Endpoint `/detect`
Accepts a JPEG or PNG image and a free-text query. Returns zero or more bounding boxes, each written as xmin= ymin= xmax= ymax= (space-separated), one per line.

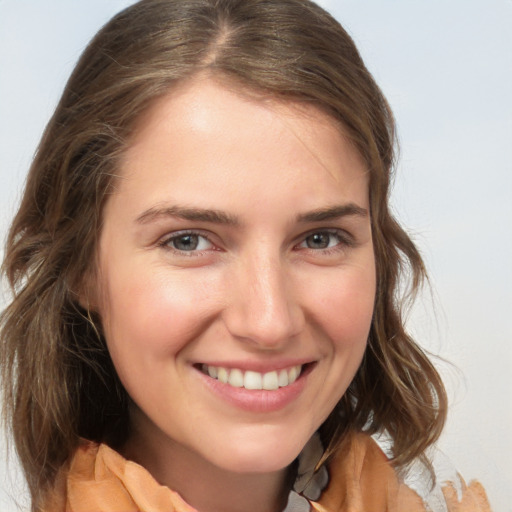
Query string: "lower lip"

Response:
xmin=195 ymin=367 xmax=310 ymax=413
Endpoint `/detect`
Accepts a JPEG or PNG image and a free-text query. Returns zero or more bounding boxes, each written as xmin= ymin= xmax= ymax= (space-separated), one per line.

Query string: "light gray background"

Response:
xmin=1 ymin=1 xmax=511 ymax=511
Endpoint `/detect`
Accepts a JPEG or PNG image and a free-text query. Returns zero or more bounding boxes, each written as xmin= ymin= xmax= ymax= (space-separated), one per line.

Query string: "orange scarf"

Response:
xmin=44 ymin=433 xmax=490 ymax=512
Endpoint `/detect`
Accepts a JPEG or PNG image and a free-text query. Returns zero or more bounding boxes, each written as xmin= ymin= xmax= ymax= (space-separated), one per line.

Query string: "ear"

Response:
xmin=75 ymin=267 xmax=101 ymax=313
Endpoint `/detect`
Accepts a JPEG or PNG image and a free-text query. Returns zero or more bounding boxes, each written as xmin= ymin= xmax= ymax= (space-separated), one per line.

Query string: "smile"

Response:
xmin=201 ymin=364 xmax=303 ymax=391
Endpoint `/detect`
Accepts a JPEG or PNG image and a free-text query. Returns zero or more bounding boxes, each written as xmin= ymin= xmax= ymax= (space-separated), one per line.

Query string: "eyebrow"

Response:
xmin=136 ymin=205 xmax=240 ymax=226
xmin=135 ymin=203 xmax=368 ymax=226
xmin=296 ymin=204 xmax=368 ymax=223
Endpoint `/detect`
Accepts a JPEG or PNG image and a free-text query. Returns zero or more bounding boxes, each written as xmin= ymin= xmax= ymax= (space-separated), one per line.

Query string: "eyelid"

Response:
xmin=156 ymin=227 xmax=356 ymax=256
xmin=294 ymin=228 xmax=356 ymax=251
xmin=158 ymin=229 xmax=218 ymax=254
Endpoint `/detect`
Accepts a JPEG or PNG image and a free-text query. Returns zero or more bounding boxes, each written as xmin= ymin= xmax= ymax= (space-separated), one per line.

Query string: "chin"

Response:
xmin=206 ymin=429 xmax=310 ymax=474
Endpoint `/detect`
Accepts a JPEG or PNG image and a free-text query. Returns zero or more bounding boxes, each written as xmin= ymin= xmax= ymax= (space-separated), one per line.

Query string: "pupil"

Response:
xmin=308 ymin=232 xmax=329 ymax=249
xmin=174 ymin=235 xmax=198 ymax=251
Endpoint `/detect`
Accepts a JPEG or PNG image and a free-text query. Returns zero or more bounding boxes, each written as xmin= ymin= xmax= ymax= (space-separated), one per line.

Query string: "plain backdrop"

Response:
xmin=1 ymin=1 xmax=511 ymax=511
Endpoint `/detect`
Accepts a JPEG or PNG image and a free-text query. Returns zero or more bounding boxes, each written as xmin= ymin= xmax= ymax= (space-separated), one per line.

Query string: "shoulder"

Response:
xmin=315 ymin=432 xmax=491 ymax=512
xmin=40 ymin=440 xmax=195 ymax=512
xmin=373 ymin=431 xmax=491 ymax=512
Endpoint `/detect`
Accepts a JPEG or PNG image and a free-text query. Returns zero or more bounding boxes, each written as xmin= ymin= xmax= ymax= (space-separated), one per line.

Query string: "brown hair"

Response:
xmin=1 ymin=0 xmax=446 ymax=508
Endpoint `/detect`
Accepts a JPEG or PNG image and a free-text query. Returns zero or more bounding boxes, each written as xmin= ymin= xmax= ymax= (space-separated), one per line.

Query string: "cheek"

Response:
xmin=296 ymin=263 xmax=375 ymax=426
xmin=99 ymin=266 xmax=216 ymax=364
xmin=311 ymin=265 xmax=376 ymax=353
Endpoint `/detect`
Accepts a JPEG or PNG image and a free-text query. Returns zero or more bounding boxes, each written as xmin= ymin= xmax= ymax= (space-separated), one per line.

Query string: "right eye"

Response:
xmin=300 ymin=231 xmax=341 ymax=250
xmin=161 ymin=232 xmax=214 ymax=253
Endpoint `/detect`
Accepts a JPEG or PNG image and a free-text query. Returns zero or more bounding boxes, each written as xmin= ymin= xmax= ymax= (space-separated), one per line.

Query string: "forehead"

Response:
xmin=109 ymin=78 xmax=369 ymax=218
xmin=129 ymin=78 xmax=365 ymax=167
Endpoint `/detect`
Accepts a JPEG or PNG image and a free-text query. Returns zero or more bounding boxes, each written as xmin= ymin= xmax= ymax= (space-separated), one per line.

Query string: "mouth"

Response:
xmin=199 ymin=363 xmax=309 ymax=391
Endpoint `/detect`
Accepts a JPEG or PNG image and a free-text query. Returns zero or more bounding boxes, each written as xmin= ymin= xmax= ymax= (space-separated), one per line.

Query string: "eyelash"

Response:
xmin=158 ymin=230 xmax=215 ymax=256
xmin=294 ymin=229 xmax=354 ymax=255
xmin=158 ymin=228 xmax=354 ymax=257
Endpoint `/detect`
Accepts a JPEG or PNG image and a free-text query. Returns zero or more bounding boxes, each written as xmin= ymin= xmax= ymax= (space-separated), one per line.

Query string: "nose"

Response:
xmin=223 ymin=252 xmax=305 ymax=349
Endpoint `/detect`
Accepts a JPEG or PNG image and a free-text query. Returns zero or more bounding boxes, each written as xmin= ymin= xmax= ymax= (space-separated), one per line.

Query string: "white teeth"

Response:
xmin=278 ymin=369 xmax=289 ymax=387
xmin=288 ymin=365 xmax=299 ymax=384
xmin=202 ymin=364 xmax=303 ymax=390
xmin=262 ymin=371 xmax=279 ymax=391
xmin=228 ymin=368 xmax=244 ymax=388
xmin=217 ymin=367 xmax=229 ymax=384
xmin=244 ymin=371 xmax=262 ymax=390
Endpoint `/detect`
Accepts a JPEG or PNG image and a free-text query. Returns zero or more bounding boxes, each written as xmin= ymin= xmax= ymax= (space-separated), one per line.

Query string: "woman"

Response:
xmin=0 ymin=1 xmax=491 ymax=511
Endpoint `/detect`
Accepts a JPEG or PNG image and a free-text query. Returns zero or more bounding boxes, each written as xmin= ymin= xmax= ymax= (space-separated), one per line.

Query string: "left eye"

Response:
xmin=299 ymin=231 xmax=343 ymax=250
xmin=165 ymin=233 xmax=213 ymax=252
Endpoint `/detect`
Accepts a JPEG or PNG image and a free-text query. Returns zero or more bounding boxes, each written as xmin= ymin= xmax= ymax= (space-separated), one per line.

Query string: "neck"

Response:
xmin=122 ymin=418 xmax=292 ymax=512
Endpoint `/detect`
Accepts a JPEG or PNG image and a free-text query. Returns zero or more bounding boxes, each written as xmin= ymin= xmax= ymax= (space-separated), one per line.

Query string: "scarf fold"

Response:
xmin=44 ymin=432 xmax=491 ymax=512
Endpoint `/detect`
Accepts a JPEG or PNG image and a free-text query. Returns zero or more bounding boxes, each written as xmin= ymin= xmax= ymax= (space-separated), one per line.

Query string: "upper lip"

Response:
xmin=194 ymin=358 xmax=315 ymax=373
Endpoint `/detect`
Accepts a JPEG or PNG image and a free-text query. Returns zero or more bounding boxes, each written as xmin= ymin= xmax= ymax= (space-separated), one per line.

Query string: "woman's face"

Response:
xmin=95 ymin=78 xmax=376 ymax=475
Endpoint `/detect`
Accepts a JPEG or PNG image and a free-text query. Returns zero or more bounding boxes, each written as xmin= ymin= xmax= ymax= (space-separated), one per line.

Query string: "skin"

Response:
xmin=93 ymin=77 xmax=376 ymax=512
